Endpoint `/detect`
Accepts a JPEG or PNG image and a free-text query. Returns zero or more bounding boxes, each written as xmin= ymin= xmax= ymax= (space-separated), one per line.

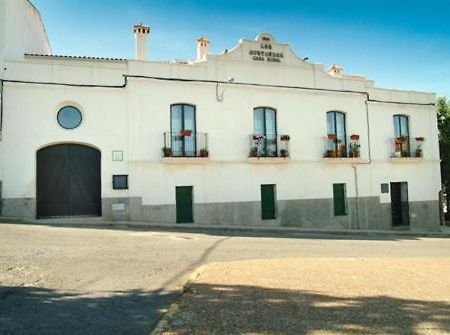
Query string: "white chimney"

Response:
xmin=328 ymin=64 xmax=343 ymax=76
xmin=133 ymin=24 xmax=150 ymax=61
xmin=197 ymin=37 xmax=209 ymax=61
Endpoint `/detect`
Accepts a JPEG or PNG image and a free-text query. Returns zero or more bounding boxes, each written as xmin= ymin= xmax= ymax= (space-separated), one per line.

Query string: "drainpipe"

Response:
xmin=352 ymin=164 xmax=359 ymax=229
xmin=0 ymin=79 xmax=3 ymax=140
xmin=353 ymin=96 xmax=373 ymax=230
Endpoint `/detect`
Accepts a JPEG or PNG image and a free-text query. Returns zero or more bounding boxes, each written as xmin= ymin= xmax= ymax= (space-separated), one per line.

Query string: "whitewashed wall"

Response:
xmin=0 ymin=3 xmax=441 ymax=218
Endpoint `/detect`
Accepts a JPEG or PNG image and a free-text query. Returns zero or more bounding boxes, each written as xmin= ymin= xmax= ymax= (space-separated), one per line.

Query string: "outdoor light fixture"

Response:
xmin=216 ymin=77 xmax=235 ymax=102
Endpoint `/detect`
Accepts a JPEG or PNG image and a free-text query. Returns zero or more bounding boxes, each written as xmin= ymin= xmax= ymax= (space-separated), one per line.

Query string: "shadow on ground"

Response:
xmin=163 ymin=283 xmax=450 ymax=335
xmin=0 ymin=286 xmax=177 ymax=335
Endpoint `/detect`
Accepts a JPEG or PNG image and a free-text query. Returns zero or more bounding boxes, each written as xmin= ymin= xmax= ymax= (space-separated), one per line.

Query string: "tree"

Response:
xmin=437 ymin=96 xmax=450 ymax=219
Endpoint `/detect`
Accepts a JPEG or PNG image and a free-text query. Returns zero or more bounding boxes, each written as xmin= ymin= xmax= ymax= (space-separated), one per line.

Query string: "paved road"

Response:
xmin=1 ymin=223 xmax=449 ymax=334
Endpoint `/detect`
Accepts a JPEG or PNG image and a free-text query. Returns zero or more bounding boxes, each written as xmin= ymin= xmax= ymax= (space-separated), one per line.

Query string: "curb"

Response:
xmin=150 ymin=265 xmax=206 ymax=335
xmin=1 ymin=217 xmax=449 ymax=238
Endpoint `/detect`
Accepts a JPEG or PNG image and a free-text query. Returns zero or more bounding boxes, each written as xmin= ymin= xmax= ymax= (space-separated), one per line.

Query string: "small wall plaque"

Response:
xmin=112 ymin=150 xmax=123 ymax=161
xmin=112 ymin=203 xmax=125 ymax=211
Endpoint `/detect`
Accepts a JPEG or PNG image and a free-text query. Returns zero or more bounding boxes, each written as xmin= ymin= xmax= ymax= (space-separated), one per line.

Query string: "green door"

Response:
xmin=176 ymin=186 xmax=193 ymax=223
xmin=261 ymin=184 xmax=276 ymax=220
xmin=333 ymin=183 xmax=347 ymax=216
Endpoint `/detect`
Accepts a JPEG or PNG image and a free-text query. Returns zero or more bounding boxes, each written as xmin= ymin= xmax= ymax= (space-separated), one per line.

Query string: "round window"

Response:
xmin=57 ymin=106 xmax=82 ymax=129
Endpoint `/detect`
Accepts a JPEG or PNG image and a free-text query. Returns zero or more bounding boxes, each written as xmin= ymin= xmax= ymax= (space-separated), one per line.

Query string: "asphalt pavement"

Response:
xmin=1 ymin=223 xmax=450 ymax=334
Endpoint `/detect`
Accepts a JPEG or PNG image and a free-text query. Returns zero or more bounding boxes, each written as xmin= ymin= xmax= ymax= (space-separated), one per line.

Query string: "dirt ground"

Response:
xmin=161 ymin=258 xmax=450 ymax=335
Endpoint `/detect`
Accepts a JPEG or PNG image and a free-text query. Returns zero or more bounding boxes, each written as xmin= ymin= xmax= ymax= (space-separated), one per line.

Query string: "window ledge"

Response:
xmin=248 ymin=157 xmax=290 ymax=164
xmin=389 ymin=157 xmax=423 ymax=163
xmin=161 ymin=157 xmax=210 ymax=164
xmin=323 ymin=158 xmax=370 ymax=164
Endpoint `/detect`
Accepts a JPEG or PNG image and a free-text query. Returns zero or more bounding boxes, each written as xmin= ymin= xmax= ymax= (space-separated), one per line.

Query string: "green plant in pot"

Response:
xmin=349 ymin=141 xmax=361 ymax=158
xmin=200 ymin=148 xmax=209 ymax=157
xmin=162 ymin=147 xmax=172 ymax=157
xmin=280 ymin=149 xmax=289 ymax=157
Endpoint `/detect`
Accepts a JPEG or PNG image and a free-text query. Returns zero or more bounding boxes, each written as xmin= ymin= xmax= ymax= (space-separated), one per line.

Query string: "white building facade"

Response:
xmin=0 ymin=0 xmax=442 ymax=231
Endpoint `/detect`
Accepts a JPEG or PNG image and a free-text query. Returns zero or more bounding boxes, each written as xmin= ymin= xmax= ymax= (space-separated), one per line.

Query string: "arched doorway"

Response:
xmin=36 ymin=144 xmax=101 ymax=218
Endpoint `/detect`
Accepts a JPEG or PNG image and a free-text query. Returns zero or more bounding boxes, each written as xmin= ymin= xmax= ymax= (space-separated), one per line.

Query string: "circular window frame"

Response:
xmin=57 ymin=105 xmax=83 ymax=130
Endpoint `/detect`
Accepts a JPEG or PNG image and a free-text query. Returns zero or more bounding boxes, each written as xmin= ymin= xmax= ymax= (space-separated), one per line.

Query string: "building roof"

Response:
xmin=25 ymin=53 xmax=127 ymax=62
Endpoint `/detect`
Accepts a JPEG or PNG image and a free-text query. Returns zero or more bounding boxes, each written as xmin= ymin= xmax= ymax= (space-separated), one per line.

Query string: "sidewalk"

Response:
xmin=155 ymin=258 xmax=450 ymax=335
xmin=1 ymin=216 xmax=450 ymax=238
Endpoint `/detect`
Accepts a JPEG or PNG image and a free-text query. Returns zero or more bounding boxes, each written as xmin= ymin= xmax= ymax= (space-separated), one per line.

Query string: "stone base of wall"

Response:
xmin=2 ymin=198 xmax=36 ymax=218
xmin=101 ymin=196 xmax=441 ymax=232
xmin=1 ymin=196 xmax=442 ymax=232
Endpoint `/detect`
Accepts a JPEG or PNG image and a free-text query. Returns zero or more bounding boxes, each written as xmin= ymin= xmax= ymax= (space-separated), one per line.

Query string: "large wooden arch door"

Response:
xmin=36 ymin=144 xmax=101 ymax=218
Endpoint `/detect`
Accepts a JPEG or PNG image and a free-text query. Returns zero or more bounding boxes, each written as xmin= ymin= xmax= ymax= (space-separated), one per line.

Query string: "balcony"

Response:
xmin=323 ymin=134 xmax=361 ymax=159
xmin=248 ymin=134 xmax=290 ymax=163
xmin=390 ymin=136 xmax=424 ymax=161
xmin=162 ymin=131 xmax=209 ymax=163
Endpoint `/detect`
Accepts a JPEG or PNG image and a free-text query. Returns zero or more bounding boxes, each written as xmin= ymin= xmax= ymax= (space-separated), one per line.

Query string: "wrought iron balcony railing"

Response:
xmin=391 ymin=136 xmax=424 ymax=158
xmin=249 ymin=134 xmax=290 ymax=158
xmin=162 ymin=132 xmax=209 ymax=158
xmin=323 ymin=135 xmax=361 ymax=158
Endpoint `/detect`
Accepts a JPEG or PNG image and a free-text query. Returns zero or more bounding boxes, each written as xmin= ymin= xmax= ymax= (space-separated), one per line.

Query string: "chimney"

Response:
xmin=197 ymin=37 xmax=209 ymax=61
xmin=133 ymin=24 xmax=150 ymax=61
xmin=328 ymin=64 xmax=343 ymax=76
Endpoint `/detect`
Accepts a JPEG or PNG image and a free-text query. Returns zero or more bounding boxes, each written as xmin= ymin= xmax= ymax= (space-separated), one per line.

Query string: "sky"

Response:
xmin=32 ymin=0 xmax=450 ymax=98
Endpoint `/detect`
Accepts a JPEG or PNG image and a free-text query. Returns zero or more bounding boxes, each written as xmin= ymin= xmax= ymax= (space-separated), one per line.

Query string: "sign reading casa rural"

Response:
xmin=249 ymin=36 xmax=284 ymax=63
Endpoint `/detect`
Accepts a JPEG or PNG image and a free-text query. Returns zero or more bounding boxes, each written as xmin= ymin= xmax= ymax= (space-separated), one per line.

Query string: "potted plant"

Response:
xmin=200 ymin=148 xmax=209 ymax=157
xmin=338 ymin=143 xmax=347 ymax=157
xmin=324 ymin=150 xmax=336 ymax=158
xmin=253 ymin=134 xmax=265 ymax=142
xmin=395 ymin=136 xmax=408 ymax=144
xmin=162 ymin=147 xmax=172 ymax=157
xmin=349 ymin=142 xmax=361 ymax=158
xmin=415 ymin=137 xmax=424 ymax=157
xmin=327 ymin=133 xmax=338 ymax=141
xmin=250 ymin=147 xmax=258 ymax=157
xmin=280 ymin=135 xmax=290 ymax=141
xmin=180 ymin=129 xmax=192 ymax=137
xmin=280 ymin=149 xmax=289 ymax=157
xmin=350 ymin=134 xmax=360 ymax=140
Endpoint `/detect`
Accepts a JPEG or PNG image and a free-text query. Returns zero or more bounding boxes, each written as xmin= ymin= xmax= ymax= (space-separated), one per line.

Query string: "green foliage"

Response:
xmin=437 ymin=97 xmax=450 ymax=208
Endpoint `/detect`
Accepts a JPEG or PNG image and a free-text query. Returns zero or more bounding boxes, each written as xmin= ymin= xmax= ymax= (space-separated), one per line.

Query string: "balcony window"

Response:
xmin=253 ymin=107 xmax=277 ymax=157
xmin=393 ymin=115 xmax=410 ymax=157
xmin=170 ymin=104 xmax=196 ymax=157
xmin=163 ymin=132 xmax=208 ymax=158
xmin=325 ymin=111 xmax=347 ymax=158
xmin=164 ymin=104 xmax=209 ymax=158
xmin=391 ymin=136 xmax=424 ymax=158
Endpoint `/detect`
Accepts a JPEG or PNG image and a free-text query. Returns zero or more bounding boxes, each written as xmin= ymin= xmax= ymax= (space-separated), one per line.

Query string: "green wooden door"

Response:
xmin=333 ymin=183 xmax=347 ymax=216
xmin=176 ymin=186 xmax=193 ymax=223
xmin=261 ymin=184 xmax=276 ymax=220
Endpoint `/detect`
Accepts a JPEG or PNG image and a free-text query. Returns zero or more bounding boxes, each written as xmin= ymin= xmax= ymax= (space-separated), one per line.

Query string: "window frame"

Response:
xmin=393 ymin=114 xmax=410 ymax=156
xmin=112 ymin=175 xmax=129 ymax=190
xmin=170 ymin=104 xmax=197 ymax=157
xmin=57 ymin=105 xmax=83 ymax=130
xmin=326 ymin=111 xmax=347 ymax=157
xmin=253 ymin=107 xmax=278 ymax=157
